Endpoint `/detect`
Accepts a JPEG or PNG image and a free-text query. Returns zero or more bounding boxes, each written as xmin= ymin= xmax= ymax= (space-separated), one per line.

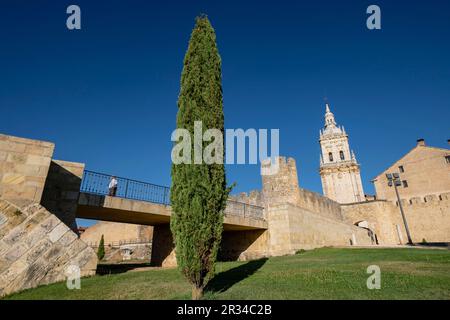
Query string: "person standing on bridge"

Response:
xmin=108 ymin=176 xmax=118 ymax=196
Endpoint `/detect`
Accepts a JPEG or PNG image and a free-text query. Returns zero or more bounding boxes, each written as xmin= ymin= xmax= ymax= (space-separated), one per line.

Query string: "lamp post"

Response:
xmin=386 ymin=173 xmax=413 ymax=245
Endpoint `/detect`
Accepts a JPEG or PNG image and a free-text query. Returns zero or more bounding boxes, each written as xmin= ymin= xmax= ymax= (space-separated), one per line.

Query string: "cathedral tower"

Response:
xmin=319 ymin=103 xmax=365 ymax=203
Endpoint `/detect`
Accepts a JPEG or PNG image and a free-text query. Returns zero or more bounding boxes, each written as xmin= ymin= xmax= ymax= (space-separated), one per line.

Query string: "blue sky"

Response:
xmin=1 ymin=1 xmax=449 ymax=226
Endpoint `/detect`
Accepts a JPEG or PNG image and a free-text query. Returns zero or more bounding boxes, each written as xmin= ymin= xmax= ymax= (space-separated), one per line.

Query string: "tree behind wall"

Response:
xmin=97 ymin=234 xmax=105 ymax=261
xmin=170 ymin=16 xmax=231 ymax=300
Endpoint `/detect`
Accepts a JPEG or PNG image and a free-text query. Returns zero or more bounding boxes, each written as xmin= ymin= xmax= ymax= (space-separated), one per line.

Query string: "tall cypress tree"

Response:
xmin=170 ymin=16 xmax=230 ymax=300
xmin=97 ymin=234 xmax=105 ymax=261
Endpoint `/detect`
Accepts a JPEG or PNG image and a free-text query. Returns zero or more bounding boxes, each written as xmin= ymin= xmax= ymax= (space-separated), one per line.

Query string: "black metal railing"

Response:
xmin=80 ymin=170 xmax=265 ymax=220
xmin=80 ymin=170 xmax=170 ymax=205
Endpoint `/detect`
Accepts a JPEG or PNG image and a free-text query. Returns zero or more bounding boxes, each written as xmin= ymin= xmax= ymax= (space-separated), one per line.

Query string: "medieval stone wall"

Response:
xmin=398 ymin=193 xmax=450 ymax=243
xmin=261 ymin=156 xmax=343 ymax=221
xmin=296 ymin=188 xmax=343 ymax=221
xmin=267 ymin=203 xmax=373 ymax=256
xmin=342 ymin=192 xmax=450 ymax=245
xmin=0 ymin=199 xmax=97 ymax=297
xmin=341 ymin=200 xmax=399 ymax=245
xmin=0 ymin=134 xmax=54 ymax=206
xmin=41 ymin=160 xmax=85 ymax=231
xmin=81 ymin=221 xmax=153 ymax=262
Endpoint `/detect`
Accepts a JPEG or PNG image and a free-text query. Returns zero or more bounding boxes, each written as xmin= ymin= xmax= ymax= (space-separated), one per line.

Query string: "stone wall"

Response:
xmin=267 ymin=203 xmax=373 ymax=256
xmin=296 ymin=188 xmax=343 ymax=221
xmin=220 ymin=230 xmax=268 ymax=261
xmin=341 ymin=200 xmax=399 ymax=245
xmin=81 ymin=221 xmax=153 ymax=246
xmin=0 ymin=134 xmax=54 ymax=206
xmin=41 ymin=160 xmax=85 ymax=231
xmin=261 ymin=157 xmax=344 ymax=221
xmin=0 ymin=199 xmax=97 ymax=297
xmin=150 ymin=224 xmax=176 ymax=267
xmin=229 ymin=190 xmax=264 ymax=207
xmin=262 ymin=157 xmax=300 ymax=205
xmin=81 ymin=221 xmax=153 ymax=262
xmin=398 ymin=193 xmax=450 ymax=243
xmin=342 ymin=192 xmax=450 ymax=245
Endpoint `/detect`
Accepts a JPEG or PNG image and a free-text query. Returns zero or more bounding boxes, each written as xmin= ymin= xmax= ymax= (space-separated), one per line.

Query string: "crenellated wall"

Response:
xmin=229 ymin=190 xmax=264 ymax=207
xmin=342 ymin=192 xmax=450 ymax=245
xmin=259 ymin=156 xmax=373 ymax=255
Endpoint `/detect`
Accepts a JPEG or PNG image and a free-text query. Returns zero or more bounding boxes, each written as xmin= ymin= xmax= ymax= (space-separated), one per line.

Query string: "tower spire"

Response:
xmin=324 ymin=102 xmax=336 ymax=128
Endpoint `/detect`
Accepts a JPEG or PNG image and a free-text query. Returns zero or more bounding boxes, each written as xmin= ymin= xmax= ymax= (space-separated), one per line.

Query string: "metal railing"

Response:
xmin=86 ymin=240 xmax=152 ymax=248
xmin=80 ymin=170 xmax=170 ymax=205
xmin=80 ymin=170 xmax=265 ymax=221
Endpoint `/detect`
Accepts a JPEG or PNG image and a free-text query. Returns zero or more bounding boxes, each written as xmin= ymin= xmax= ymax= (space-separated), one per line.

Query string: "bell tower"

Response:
xmin=319 ymin=103 xmax=365 ymax=203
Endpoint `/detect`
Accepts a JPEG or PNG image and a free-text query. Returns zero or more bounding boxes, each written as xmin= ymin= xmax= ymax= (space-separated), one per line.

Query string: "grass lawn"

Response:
xmin=4 ymin=247 xmax=450 ymax=300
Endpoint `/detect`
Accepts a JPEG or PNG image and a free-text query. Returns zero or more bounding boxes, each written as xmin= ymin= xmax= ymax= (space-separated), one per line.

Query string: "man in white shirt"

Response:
xmin=108 ymin=176 xmax=118 ymax=196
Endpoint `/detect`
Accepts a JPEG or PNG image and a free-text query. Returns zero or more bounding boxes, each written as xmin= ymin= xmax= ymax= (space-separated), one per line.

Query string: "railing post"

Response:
xmin=125 ymin=180 xmax=129 ymax=198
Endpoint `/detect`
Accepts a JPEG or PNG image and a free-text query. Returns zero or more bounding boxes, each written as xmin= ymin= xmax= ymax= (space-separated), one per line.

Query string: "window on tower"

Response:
xmin=340 ymin=151 xmax=345 ymax=160
xmin=329 ymin=152 xmax=333 ymax=162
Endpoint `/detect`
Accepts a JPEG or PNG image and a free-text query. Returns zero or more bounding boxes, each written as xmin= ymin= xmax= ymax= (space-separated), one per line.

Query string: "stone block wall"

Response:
xmin=342 ymin=192 xmax=450 ymax=245
xmin=150 ymin=224 xmax=176 ymax=267
xmin=267 ymin=203 xmax=373 ymax=256
xmin=220 ymin=230 xmax=268 ymax=261
xmin=262 ymin=156 xmax=344 ymax=221
xmin=0 ymin=134 xmax=54 ymax=206
xmin=229 ymin=190 xmax=264 ymax=207
xmin=397 ymin=192 xmax=450 ymax=243
xmin=0 ymin=199 xmax=97 ymax=297
xmin=341 ymin=201 xmax=399 ymax=245
xmin=41 ymin=160 xmax=85 ymax=231
xmin=296 ymin=188 xmax=343 ymax=221
xmin=81 ymin=220 xmax=153 ymax=263
xmin=262 ymin=157 xmax=300 ymax=205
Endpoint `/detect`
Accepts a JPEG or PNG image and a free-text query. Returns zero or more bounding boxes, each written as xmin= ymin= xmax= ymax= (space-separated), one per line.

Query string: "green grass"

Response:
xmin=4 ymin=248 xmax=450 ymax=300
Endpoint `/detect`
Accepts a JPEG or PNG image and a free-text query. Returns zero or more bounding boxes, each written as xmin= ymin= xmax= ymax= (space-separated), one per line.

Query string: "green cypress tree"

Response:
xmin=170 ymin=15 xmax=231 ymax=300
xmin=97 ymin=234 xmax=105 ymax=261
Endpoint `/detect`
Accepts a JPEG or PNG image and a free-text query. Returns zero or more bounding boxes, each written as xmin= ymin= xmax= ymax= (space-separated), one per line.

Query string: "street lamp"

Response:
xmin=386 ymin=173 xmax=413 ymax=245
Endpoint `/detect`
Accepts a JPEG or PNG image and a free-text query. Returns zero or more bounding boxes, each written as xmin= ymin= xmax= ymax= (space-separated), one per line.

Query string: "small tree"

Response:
xmin=97 ymin=234 xmax=105 ymax=261
xmin=171 ymin=15 xmax=231 ymax=300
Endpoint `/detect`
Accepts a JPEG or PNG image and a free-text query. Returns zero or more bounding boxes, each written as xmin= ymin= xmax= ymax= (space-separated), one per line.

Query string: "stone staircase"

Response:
xmin=0 ymin=199 xmax=97 ymax=297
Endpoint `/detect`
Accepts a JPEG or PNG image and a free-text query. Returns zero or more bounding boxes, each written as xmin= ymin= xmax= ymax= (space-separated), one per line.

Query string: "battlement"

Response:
xmin=297 ymin=188 xmax=344 ymax=221
xmin=261 ymin=156 xmax=300 ymax=205
xmin=229 ymin=190 xmax=265 ymax=207
xmin=396 ymin=192 xmax=450 ymax=207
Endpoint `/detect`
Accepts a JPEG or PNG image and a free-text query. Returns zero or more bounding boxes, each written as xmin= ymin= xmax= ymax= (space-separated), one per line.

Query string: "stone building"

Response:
xmin=319 ymin=103 xmax=365 ymax=203
xmin=372 ymin=139 xmax=450 ymax=202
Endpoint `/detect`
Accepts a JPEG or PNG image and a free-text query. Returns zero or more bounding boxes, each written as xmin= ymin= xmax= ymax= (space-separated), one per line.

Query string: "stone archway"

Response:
xmin=354 ymin=220 xmax=378 ymax=245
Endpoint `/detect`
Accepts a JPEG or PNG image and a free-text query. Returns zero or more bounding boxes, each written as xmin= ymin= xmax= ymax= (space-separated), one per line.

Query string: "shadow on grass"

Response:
xmin=96 ymin=263 xmax=152 ymax=275
xmin=206 ymin=258 xmax=268 ymax=294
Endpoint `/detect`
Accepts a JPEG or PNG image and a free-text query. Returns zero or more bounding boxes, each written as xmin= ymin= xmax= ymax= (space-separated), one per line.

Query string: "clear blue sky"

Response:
xmin=1 ymin=1 xmax=449 ymax=227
